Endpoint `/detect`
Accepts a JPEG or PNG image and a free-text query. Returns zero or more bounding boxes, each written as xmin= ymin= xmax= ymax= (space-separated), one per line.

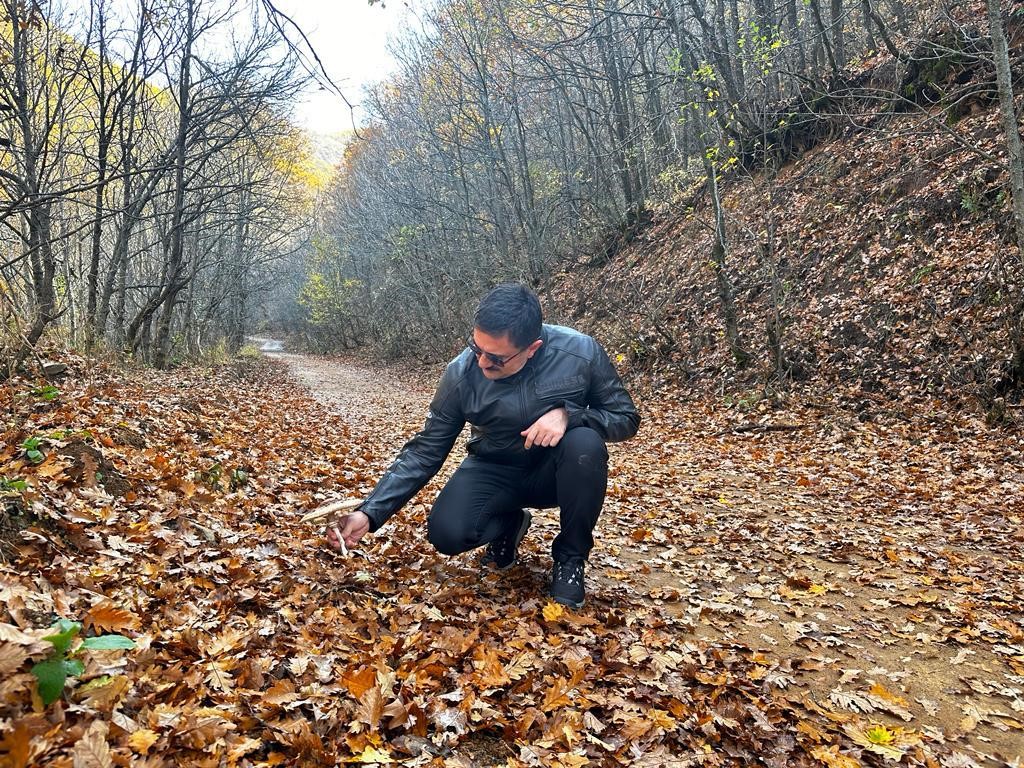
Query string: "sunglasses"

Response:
xmin=467 ymin=335 xmax=528 ymax=368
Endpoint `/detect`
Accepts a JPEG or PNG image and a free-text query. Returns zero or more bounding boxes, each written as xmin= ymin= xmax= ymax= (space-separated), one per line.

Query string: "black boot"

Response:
xmin=480 ymin=509 xmax=532 ymax=570
xmin=549 ymin=557 xmax=586 ymax=608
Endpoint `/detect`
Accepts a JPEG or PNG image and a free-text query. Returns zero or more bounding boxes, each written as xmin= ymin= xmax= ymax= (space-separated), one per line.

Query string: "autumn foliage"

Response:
xmin=1 ymin=353 xmax=1022 ymax=766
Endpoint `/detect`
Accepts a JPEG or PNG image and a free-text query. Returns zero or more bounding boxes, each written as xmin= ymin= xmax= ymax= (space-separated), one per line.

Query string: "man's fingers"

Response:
xmin=523 ymin=414 xmax=569 ymax=449
xmin=342 ymin=525 xmax=362 ymax=545
xmin=524 ymin=426 xmax=567 ymax=448
xmin=341 ymin=518 xmax=368 ymax=547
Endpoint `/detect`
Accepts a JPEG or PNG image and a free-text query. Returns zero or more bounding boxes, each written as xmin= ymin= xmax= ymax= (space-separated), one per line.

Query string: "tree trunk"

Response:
xmin=703 ymin=153 xmax=748 ymax=367
xmin=153 ymin=0 xmax=195 ymax=369
xmin=86 ymin=11 xmax=111 ymax=341
xmin=808 ymin=0 xmax=840 ymax=75
xmin=595 ymin=2 xmax=641 ymax=221
xmin=8 ymin=2 xmax=57 ymax=351
xmin=787 ymin=0 xmax=807 ymax=75
xmin=986 ymin=0 xmax=1024 ymax=263
xmin=986 ymin=0 xmax=1024 ymax=390
xmin=830 ymin=0 xmax=845 ymax=69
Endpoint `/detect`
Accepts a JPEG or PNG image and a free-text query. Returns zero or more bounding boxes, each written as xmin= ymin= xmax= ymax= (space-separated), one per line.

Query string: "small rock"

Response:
xmin=41 ymin=361 xmax=67 ymax=378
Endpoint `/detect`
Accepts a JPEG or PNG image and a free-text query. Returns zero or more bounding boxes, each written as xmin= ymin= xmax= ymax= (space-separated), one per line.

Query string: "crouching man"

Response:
xmin=328 ymin=283 xmax=640 ymax=608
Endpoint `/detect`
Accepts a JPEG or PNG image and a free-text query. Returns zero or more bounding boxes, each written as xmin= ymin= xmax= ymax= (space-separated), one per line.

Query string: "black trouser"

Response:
xmin=427 ymin=427 xmax=609 ymax=562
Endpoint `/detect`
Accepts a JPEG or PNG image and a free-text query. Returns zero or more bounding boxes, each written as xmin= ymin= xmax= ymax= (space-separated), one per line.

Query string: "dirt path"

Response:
xmin=270 ymin=348 xmax=1024 ymax=766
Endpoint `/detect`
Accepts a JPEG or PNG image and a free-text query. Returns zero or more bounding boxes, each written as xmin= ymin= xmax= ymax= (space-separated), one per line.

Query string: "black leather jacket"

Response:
xmin=360 ymin=324 xmax=640 ymax=531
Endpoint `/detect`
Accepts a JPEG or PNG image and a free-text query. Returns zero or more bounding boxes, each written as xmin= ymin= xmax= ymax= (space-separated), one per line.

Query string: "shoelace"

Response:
xmin=488 ymin=538 xmax=509 ymax=558
xmin=488 ymin=516 xmax=522 ymax=560
xmin=554 ymin=561 xmax=584 ymax=586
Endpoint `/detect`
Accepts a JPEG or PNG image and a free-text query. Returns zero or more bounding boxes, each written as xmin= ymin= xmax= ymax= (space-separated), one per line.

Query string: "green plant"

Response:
xmin=31 ymin=384 xmax=59 ymax=401
xmin=229 ymin=468 xmax=249 ymax=490
xmin=48 ymin=428 xmax=92 ymax=441
xmin=0 ymin=475 xmax=28 ymax=493
xmin=912 ymin=264 xmax=935 ymax=284
xmin=31 ymin=619 xmax=135 ymax=706
xmin=19 ymin=437 xmax=45 ymax=464
xmin=196 ymin=462 xmax=223 ymax=489
xmin=961 ymin=189 xmax=983 ymax=214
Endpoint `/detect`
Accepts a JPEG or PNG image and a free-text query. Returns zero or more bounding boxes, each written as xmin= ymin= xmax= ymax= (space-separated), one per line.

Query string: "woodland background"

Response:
xmin=1 ymin=0 xmax=1024 ymax=765
xmin=0 ymin=0 xmax=1021 ymax=415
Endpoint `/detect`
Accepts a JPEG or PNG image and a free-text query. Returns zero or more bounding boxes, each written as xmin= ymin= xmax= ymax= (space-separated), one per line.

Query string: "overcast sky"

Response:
xmin=274 ymin=0 xmax=418 ymax=134
xmin=85 ymin=0 xmax=416 ymax=135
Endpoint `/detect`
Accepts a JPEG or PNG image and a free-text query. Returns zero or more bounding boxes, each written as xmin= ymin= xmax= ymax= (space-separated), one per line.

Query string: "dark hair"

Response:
xmin=474 ymin=283 xmax=543 ymax=348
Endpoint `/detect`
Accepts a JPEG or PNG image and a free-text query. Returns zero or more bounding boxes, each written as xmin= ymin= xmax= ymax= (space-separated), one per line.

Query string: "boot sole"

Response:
xmin=550 ymin=594 xmax=585 ymax=609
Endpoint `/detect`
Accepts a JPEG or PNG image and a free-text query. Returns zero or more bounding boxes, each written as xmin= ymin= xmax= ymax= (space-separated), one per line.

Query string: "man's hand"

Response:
xmin=522 ymin=407 xmax=568 ymax=449
xmin=327 ymin=511 xmax=371 ymax=551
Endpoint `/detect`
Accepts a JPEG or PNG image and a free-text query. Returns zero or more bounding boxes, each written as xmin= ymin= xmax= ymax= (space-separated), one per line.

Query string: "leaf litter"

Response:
xmin=0 ymin=352 xmax=1021 ymax=766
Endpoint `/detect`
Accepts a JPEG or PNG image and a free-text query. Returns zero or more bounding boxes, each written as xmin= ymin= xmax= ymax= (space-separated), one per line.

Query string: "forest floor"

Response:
xmin=0 ymin=348 xmax=1022 ymax=767
xmin=274 ymin=347 xmax=1024 ymax=768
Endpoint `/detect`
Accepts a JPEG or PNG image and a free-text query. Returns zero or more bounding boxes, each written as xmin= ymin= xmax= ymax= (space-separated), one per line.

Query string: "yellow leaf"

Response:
xmin=0 ymin=721 xmax=31 ymax=768
xmin=843 ymin=722 xmax=919 ymax=760
xmin=206 ymin=627 xmax=249 ymax=657
xmin=352 ymin=685 xmax=384 ymax=732
xmin=808 ymin=584 xmax=828 ymax=595
xmin=647 ymin=709 xmax=677 ymax=729
xmin=262 ymin=678 xmax=297 ymax=706
xmin=542 ymin=677 xmax=574 ymax=712
xmin=341 ymin=665 xmax=377 ymax=698
xmin=557 ymin=754 xmax=591 ymax=767
xmin=809 ymin=745 xmax=860 ymax=768
xmin=543 ymin=602 xmax=565 ymax=622
xmin=868 ymin=682 xmax=909 ymax=708
xmin=797 ymin=719 xmax=828 ymax=743
xmin=865 ymin=724 xmax=895 ymax=745
xmin=35 ymin=459 xmax=71 ymax=479
xmin=350 ymin=745 xmax=393 ymax=763
xmin=0 ymin=643 xmax=29 ymax=676
xmin=205 ymin=661 xmax=235 ymax=693
xmin=128 ymin=729 xmax=159 ymax=755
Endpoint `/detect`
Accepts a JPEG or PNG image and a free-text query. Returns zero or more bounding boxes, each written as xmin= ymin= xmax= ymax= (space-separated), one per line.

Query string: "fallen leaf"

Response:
xmin=72 ymin=720 xmax=112 ymax=768
xmin=128 ymin=729 xmax=159 ymax=755
xmin=810 ymin=745 xmax=860 ymax=768
xmin=84 ymin=605 xmax=138 ymax=634
xmin=342 ymin=666 xmax=377 ymax=698
xmin=543 ymin=602 xmax=565 ymax=622
xmin=349 ymin=745 xmax=393 ymax=763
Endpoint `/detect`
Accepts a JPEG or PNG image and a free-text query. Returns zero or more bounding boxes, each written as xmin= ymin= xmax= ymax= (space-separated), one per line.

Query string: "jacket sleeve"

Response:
xmin=359 ymin=362 xmax=466 ymax=532
xmin=563 ymin=342 xmax=640 ymax=442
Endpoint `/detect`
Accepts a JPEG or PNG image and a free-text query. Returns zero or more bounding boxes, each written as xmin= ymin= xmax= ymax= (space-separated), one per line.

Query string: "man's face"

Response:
xmin=471 ymin=328 xmax=542 ymax=380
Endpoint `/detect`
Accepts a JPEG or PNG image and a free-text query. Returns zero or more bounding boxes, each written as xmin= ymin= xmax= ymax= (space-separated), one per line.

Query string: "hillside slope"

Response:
xmin=553 ymin=17 xmax=1023 ymax=419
